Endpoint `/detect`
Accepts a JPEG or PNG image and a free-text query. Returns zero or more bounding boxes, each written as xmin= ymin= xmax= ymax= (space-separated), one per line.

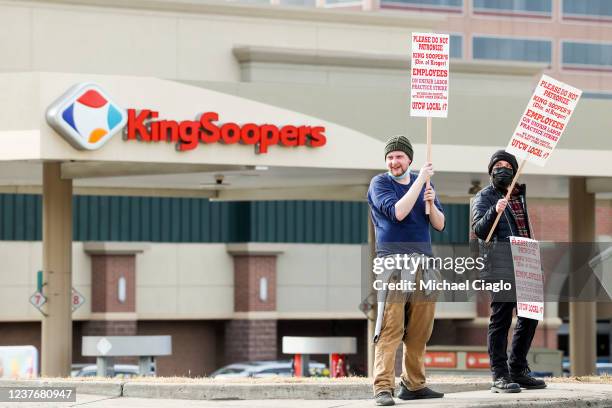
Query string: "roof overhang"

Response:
xmin=0 ymin=71 xmax=611 ymax=199
xmin=0 ymin=71 xmax=385 ymax=170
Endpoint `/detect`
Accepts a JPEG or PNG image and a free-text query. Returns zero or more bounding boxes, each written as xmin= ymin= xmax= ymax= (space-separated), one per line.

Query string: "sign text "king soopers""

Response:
xmin=125 ymin=109 xmax=327 ymax=154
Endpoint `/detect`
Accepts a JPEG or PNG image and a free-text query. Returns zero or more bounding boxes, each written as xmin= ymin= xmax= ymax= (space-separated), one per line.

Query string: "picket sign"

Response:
xmin=486 ymin=76 xmax=582 ymax=321
xmin=510 ymin=237 xmax=544 ymax=321
xmin=410 ymin=32 xmax=449 ymax=214
xmin=485 ymin=75 xmax=582 ymax=243
xmin=506 ymin=75 xmax=582 ymax=167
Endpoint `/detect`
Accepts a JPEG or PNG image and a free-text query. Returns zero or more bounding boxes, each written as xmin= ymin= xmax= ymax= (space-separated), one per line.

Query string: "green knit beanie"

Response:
xmin=384 ymin=135 xmax=413 ymax=161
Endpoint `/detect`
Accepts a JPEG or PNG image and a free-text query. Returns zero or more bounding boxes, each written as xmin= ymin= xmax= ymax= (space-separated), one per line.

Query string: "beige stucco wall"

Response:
xmin=135 ymin=243 xmax=235 ymax=319
xmin=276 ymin=244 xmax=363 ymax=316
xmin=0 ymin=242 xmax=90 ymax=321
xmin=0 ymin=0 xmax=434 ymax=83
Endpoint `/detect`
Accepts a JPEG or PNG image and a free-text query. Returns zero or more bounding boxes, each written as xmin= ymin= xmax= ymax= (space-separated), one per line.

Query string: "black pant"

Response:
xmin=488 ymin=301 xmax=539 ymax=379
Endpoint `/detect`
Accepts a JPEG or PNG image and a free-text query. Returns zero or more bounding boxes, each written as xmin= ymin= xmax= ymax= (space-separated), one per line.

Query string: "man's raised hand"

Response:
xmin=418 ymin=162 xmax=434 ymax=181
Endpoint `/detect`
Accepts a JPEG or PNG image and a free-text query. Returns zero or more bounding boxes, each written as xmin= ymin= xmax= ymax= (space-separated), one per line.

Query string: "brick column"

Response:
xmin=225 ymin=320 xmax=278 ymax=362
xmin=233 ymin=255 xmax=277 ymax=312
xmin=82 ymin=243 xmax=148 ymax=337
xmin=225 ymin=244 xmax=284 ymax=365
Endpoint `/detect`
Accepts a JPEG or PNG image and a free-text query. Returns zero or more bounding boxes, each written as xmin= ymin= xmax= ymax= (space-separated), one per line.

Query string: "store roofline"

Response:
xmin=233 ymin=45 xmax=549 ymax=75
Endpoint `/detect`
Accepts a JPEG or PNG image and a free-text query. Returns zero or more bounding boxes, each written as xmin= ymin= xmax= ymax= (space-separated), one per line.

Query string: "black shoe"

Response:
xmin=491 ymin=376 xmax=522 ymax=393
xmin=510 ymin=368 xmax=547 ymax=389
xmin=375 ymin=391 xmax=395 ymax=406
xmin=397 ymin=382 xmax=444 ymax=400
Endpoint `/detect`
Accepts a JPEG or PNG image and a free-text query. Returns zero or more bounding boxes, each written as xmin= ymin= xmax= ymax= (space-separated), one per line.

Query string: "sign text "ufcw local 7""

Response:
xmin=124 ymin=109 xmax=327 ymax=154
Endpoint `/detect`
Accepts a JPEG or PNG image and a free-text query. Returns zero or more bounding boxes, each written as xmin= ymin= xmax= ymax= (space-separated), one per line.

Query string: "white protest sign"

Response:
xmin=510 ymin=236 xmax=544 ymax=321
xmin=410 ymin=32 xmax=450 ymax=118
xmin=506 ymin=75 xmax=582 ymax=166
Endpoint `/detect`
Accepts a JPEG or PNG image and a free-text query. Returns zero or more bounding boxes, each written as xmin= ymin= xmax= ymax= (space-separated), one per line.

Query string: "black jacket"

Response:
xmin=471 ymin=183 xmax=532 ymax=282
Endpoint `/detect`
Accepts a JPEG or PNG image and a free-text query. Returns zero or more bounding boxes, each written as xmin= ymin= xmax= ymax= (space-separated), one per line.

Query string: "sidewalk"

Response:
xmin=0 ymin=377 xmax=611 ymax=407
xmin=2 ymin=384 xmax=612 ymax=408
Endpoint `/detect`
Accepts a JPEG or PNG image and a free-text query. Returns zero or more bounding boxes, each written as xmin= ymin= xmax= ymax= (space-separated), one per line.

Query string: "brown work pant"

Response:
xmin=373 ymin=299 xmax=436 ymax=395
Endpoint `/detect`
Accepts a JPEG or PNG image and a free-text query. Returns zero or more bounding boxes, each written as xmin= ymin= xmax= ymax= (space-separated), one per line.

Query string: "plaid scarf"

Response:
xmin=507 ymin=186 xmax=530 ymax=238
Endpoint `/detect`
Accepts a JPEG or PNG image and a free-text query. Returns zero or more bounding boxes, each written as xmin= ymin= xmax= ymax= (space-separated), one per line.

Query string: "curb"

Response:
xmin=0 ymin=379 xmax=124 ymax=397
xmin=0 ymin=379 xmax=490 ymax=400
xmin=2 ymin=379 xmax=612 ymax=406
xmin=122 ymin=381 xmax=490 ymax=400
xmin=122 ymin=382 xmax=374 ymax=400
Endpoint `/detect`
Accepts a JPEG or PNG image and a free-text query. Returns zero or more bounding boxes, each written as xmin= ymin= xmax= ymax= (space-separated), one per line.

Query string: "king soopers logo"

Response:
xmin=46 ymin=83 xmax=127 ymax=150
xmin=47 ymin=83 xmax=327 ymax=154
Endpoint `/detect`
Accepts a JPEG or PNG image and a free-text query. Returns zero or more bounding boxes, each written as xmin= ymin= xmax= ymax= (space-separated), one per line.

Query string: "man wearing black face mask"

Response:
xmin=471 ymin=150 xmax=546 ymax=393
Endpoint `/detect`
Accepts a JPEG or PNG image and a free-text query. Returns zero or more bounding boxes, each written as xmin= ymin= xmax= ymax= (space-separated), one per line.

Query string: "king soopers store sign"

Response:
xmin=46 ymin=83 xmax=327 ymax=153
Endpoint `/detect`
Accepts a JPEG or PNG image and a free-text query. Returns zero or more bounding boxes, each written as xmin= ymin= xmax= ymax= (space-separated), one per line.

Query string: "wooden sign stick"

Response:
xmin=485 ymin=158 xmax=527 ymax=243
xmin=425 ymin=117 xmax=432 ymax=215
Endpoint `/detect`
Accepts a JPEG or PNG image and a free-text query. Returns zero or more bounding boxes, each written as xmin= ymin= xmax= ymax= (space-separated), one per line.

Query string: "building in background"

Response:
xmin=378 ymin=0 xmax=612 ymax=98
xmin=259 ymin=0 xmax=612 ymax=96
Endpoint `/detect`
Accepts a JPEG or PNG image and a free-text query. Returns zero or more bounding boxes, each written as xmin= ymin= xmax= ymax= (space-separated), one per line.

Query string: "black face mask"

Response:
xmin=491 ymin=167 xmax=514 ymax=189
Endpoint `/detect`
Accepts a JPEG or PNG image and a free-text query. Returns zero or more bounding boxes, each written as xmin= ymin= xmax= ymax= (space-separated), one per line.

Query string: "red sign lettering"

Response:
xmin=125 ymin=109 xmax=327 ymax=154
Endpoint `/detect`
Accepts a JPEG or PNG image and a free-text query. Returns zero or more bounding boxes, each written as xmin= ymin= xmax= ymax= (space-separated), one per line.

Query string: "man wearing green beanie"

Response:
xmin=367 ymin=135 xmax=445 ymax=406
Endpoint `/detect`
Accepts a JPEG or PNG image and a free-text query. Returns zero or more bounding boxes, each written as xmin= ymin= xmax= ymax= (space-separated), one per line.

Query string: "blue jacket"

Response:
xmin=367 ymin=172 xmax=444 ymax=257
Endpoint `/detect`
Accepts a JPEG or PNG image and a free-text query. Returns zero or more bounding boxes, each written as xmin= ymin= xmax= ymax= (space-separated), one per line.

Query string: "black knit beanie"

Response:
xmin=488 ymin=150 xmax=518 ymax=175
xmin=384 ymin=135 xmax=413 ymax=161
